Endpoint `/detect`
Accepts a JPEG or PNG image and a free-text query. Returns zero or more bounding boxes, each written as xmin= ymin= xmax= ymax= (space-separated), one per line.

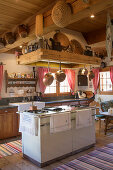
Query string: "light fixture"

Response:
xmin=90 ymin=14 xmax=95 ymax=18
xmin=19 ymin=45 xmax=22 ymax=48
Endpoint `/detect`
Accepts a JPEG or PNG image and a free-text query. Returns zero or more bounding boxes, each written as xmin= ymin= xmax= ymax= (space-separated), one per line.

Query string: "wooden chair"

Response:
xmin=89 ymin=101 xmax=105 ymax=134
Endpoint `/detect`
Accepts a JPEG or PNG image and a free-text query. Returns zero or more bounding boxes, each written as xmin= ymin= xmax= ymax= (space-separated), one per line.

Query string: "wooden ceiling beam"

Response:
xmin=83 ymin=27 xmax=106 ymax=45
xmin=0 ymin=0 xmax=113 ymax=53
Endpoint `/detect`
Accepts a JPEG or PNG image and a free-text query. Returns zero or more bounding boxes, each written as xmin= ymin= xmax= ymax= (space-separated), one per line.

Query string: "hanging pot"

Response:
xmin=100 ymin=62 xmax=106 ymax=68
xmin=89 ymin=71 xmax=95 ymax=81
xmin=43 ymin=62 xmax=54 ymax=86
xmin=43 ymin=72 xmax=54 ymax=86
xmin=52 ymin=0 xmax=72 ymax=28
xmin=18 ymin=24 xmax=28 ymax=38
xmin=55 ymin=62 xmax=66 ymax=82
xmin=5 ymin=32 xmax=15 ymax=44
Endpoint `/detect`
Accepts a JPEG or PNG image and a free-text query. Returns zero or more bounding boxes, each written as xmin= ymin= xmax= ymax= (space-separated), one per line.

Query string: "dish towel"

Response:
xmin=76 ymin=109 xmax=92 ymax=129
xmin=50 ymin=112 xmax=71 ymax=133
xmin=19 ymin=113 xmax=38 ymax=136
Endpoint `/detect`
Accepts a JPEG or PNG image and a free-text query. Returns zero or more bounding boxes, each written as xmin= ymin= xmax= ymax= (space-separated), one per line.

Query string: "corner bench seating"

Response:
xmin=100 ymin=100 xmax=113 ymax=134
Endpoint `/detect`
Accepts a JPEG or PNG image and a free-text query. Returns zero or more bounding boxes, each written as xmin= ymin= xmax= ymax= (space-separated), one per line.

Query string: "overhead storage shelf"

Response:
xmin=17 ymin=49 xmax=101 ymax=66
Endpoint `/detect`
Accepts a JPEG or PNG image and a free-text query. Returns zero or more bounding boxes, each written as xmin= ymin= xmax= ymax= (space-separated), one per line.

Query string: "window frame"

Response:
xmin=43 ymin=69 xmax=71 ymax=97
xmin=99 ymin=67 xmax=113 ymax=95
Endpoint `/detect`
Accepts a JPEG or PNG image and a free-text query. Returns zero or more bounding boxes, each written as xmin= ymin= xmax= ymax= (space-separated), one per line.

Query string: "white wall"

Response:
xmin=0 ymin=53 xmax=34 ymax=98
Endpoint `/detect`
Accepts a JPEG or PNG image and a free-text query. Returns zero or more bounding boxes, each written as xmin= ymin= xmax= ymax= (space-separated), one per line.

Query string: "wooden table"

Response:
xmin=100 ymin=112 xmax=113 ymax=135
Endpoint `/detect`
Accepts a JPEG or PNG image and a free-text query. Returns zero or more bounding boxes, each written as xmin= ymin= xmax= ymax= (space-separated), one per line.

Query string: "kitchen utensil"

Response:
xmin=55 ymin=62 xmax=66 ymax=82
xmin=5 ymin=32 xmax=15 ymax=44
xmin=100 ymin=62 xmax=107 ymax=68
xmin=0 ymin=38 xmax=5 ymax=49
xmin=53 ymin=32 xmax=69 ymax=50
xmin=43 ymin=62 xmax=54 ymax=86
xmin=52 ymin=0 xmax=72 ymax=28
xmin=84 ymin=46 xmax=93 ymax=56
xmin=49 ymin=38 xmax=62 ymax=51
xmin=89 ymin=71 xmax=95 ymax=81
xmin=70 ymin=39 xmax=83 ymax=54
xmin=18 ymin=24 xmax=28 ymax=38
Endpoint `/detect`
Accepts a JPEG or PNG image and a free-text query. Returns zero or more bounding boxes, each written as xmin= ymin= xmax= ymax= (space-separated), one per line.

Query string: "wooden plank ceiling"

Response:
xmin=0 ymin=0 xmax=55 ymax=35
xmin=0 ymin=0 xmax=113 ymax=52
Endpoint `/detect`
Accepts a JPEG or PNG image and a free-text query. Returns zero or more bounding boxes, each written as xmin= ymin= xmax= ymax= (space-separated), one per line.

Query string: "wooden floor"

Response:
xmin=0 ymin=120 xmax=113 ymax=170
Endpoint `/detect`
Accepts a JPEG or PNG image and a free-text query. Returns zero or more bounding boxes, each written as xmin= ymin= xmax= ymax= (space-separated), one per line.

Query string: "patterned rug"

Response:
xmin=54 ymin=143 xmax=113 ymax=170
xmin=0 ymin=140 xmax=22 ymax=158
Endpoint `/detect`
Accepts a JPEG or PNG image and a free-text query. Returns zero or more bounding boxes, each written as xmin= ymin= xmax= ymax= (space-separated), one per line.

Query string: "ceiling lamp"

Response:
xmin=52 ymin=0 xmax=72 ymax=28
xmin=90 ymin=14 xmax=95 ymax=18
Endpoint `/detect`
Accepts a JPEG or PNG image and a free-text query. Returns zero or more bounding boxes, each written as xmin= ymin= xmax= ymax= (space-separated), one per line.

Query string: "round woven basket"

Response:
xmin=53 ymin=32 xmax=69 ymax=48
xmin=52 ymin=0 xmax=72 ymax=28
xmin=70 ymin=39 xmax=84 ymax=54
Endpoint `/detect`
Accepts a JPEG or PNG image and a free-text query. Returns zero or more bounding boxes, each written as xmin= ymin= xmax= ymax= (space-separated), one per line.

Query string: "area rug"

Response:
xmin=54 ymin=143 xmax=113 ymax=170
xmin=0 ymin=140 xmax=22 ymax=158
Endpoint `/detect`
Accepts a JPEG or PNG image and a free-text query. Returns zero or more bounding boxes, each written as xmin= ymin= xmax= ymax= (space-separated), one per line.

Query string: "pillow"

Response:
xmin=101 ymin=101 xmax=111 ymax=112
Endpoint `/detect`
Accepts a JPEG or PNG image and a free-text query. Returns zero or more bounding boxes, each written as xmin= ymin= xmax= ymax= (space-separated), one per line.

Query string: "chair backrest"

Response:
xmin=89 ymin=101 xmax=100 ymax=114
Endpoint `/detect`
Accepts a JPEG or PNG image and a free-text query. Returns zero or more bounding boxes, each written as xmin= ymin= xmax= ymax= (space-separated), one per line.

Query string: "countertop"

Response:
xmin=0 ymin=105 xmax=18 ymax=110
xmin=45 ymin=97 xmax=93 ymax=104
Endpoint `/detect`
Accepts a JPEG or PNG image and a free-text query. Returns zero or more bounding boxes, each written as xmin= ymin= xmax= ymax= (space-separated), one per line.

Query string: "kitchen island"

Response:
xmin=20 ymin=106 xmax=96 ymax=167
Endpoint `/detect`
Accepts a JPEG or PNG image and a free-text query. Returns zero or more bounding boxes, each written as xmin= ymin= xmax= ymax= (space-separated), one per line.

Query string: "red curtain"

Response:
xmin=110 ymin=66 xmax=113 ymax=85
xmin=92 ymin=68 xmax=99 ymax=94
xmin=0 ymin=65 xmax=3 ymax=99
xmin=65 ymin=69 xmax=75 ymax=94
xmin=37 ymin=67 xmax=48 ymax=93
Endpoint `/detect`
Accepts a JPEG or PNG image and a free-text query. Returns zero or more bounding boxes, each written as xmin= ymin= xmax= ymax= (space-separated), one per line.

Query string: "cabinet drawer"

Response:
xmin=0 ymin=107 xmax=18 ymax=114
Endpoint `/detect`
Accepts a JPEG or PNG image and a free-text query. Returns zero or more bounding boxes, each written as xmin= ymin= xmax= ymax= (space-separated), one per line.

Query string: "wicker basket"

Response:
xmin=70 ymin=39 xmax=84 ymax=54
xmin=52 ymin=0 xmax=72 ymax=28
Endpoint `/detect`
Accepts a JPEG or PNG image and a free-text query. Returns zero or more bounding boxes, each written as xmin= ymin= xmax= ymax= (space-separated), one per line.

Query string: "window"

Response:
xmin=60 ymin=76 xmax=70 ymax=93
xmin=99 ymin=71 xmax=112 ymax=93
xmin=44 ymin=72 xmax=71 ymax=96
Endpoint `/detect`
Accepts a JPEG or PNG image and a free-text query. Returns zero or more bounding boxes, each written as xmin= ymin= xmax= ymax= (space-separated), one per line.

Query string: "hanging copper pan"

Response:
xmin=18 ymin=24 xmax=28 ymax=38
xmin=55 ymin=62 xmax=66 ymax=82
xmin=43 ymin=62 xmax=54 ymax=86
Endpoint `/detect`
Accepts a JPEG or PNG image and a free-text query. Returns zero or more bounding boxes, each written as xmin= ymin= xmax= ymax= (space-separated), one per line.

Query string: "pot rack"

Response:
xmin=17 ymin=49 xmax=101 ymax=66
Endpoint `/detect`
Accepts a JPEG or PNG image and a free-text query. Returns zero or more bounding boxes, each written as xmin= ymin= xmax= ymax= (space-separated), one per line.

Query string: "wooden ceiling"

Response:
xmin=66 ymin=7 xmax=113 ymax=33
xmin=0 ymin=0 xmax=56 ymax=35
xmin=0 ymin=0 xmax=113 ymax=53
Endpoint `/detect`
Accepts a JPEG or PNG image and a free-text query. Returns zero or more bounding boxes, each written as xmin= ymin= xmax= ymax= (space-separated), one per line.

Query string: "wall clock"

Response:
xmin=106 ymin=13 xmax=113 ymax=62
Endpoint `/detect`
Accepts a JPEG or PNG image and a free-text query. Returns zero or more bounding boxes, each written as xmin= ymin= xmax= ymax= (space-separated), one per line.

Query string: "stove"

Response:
xmin=25 ymin=109 xmax=48 ymax=114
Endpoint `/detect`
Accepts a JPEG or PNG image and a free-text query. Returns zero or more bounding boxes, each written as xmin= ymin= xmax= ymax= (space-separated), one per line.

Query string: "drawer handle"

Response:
xmin=5 ymin=110 xmax=8 ymax=112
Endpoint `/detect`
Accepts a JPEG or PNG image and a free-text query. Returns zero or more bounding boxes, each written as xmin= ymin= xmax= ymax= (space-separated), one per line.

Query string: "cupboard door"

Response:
xmin=4 ymin=112 xmax=18 ymax=138
xmin=0 ymin=114 xmax=5 ymax=139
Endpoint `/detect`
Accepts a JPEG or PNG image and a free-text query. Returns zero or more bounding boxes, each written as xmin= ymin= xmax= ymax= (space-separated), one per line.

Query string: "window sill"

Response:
xmin=99 ymin=91 xmax=113 ymax=95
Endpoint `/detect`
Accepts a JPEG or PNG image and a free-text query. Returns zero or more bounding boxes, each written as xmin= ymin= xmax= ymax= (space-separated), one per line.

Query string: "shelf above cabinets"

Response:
xmin=5 ymin=70 xmax=38 ymax=93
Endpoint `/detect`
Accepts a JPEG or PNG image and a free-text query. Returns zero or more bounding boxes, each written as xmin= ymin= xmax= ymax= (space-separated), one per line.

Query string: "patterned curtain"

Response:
xmin=92 ymin=68 xmax=100 ymax=94
xmin=65 ymin=69 xmax=75 ymax=94
xmin=110 ymin=66 xmax=113 ymax=85
xmin=37 ymin=67 xmax=48 ymax=93
xmin=0 ymin=65 xmax=3 ymax=99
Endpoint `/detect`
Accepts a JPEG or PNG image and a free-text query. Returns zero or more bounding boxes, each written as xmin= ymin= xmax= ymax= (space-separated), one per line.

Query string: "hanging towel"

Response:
xmin=19 ymin=112 xmax=38 ymax=136
xmin=50 ymin=112 xmax=71 ymax=133
xmin=76 ymin=109 xmax=92 ymax=129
